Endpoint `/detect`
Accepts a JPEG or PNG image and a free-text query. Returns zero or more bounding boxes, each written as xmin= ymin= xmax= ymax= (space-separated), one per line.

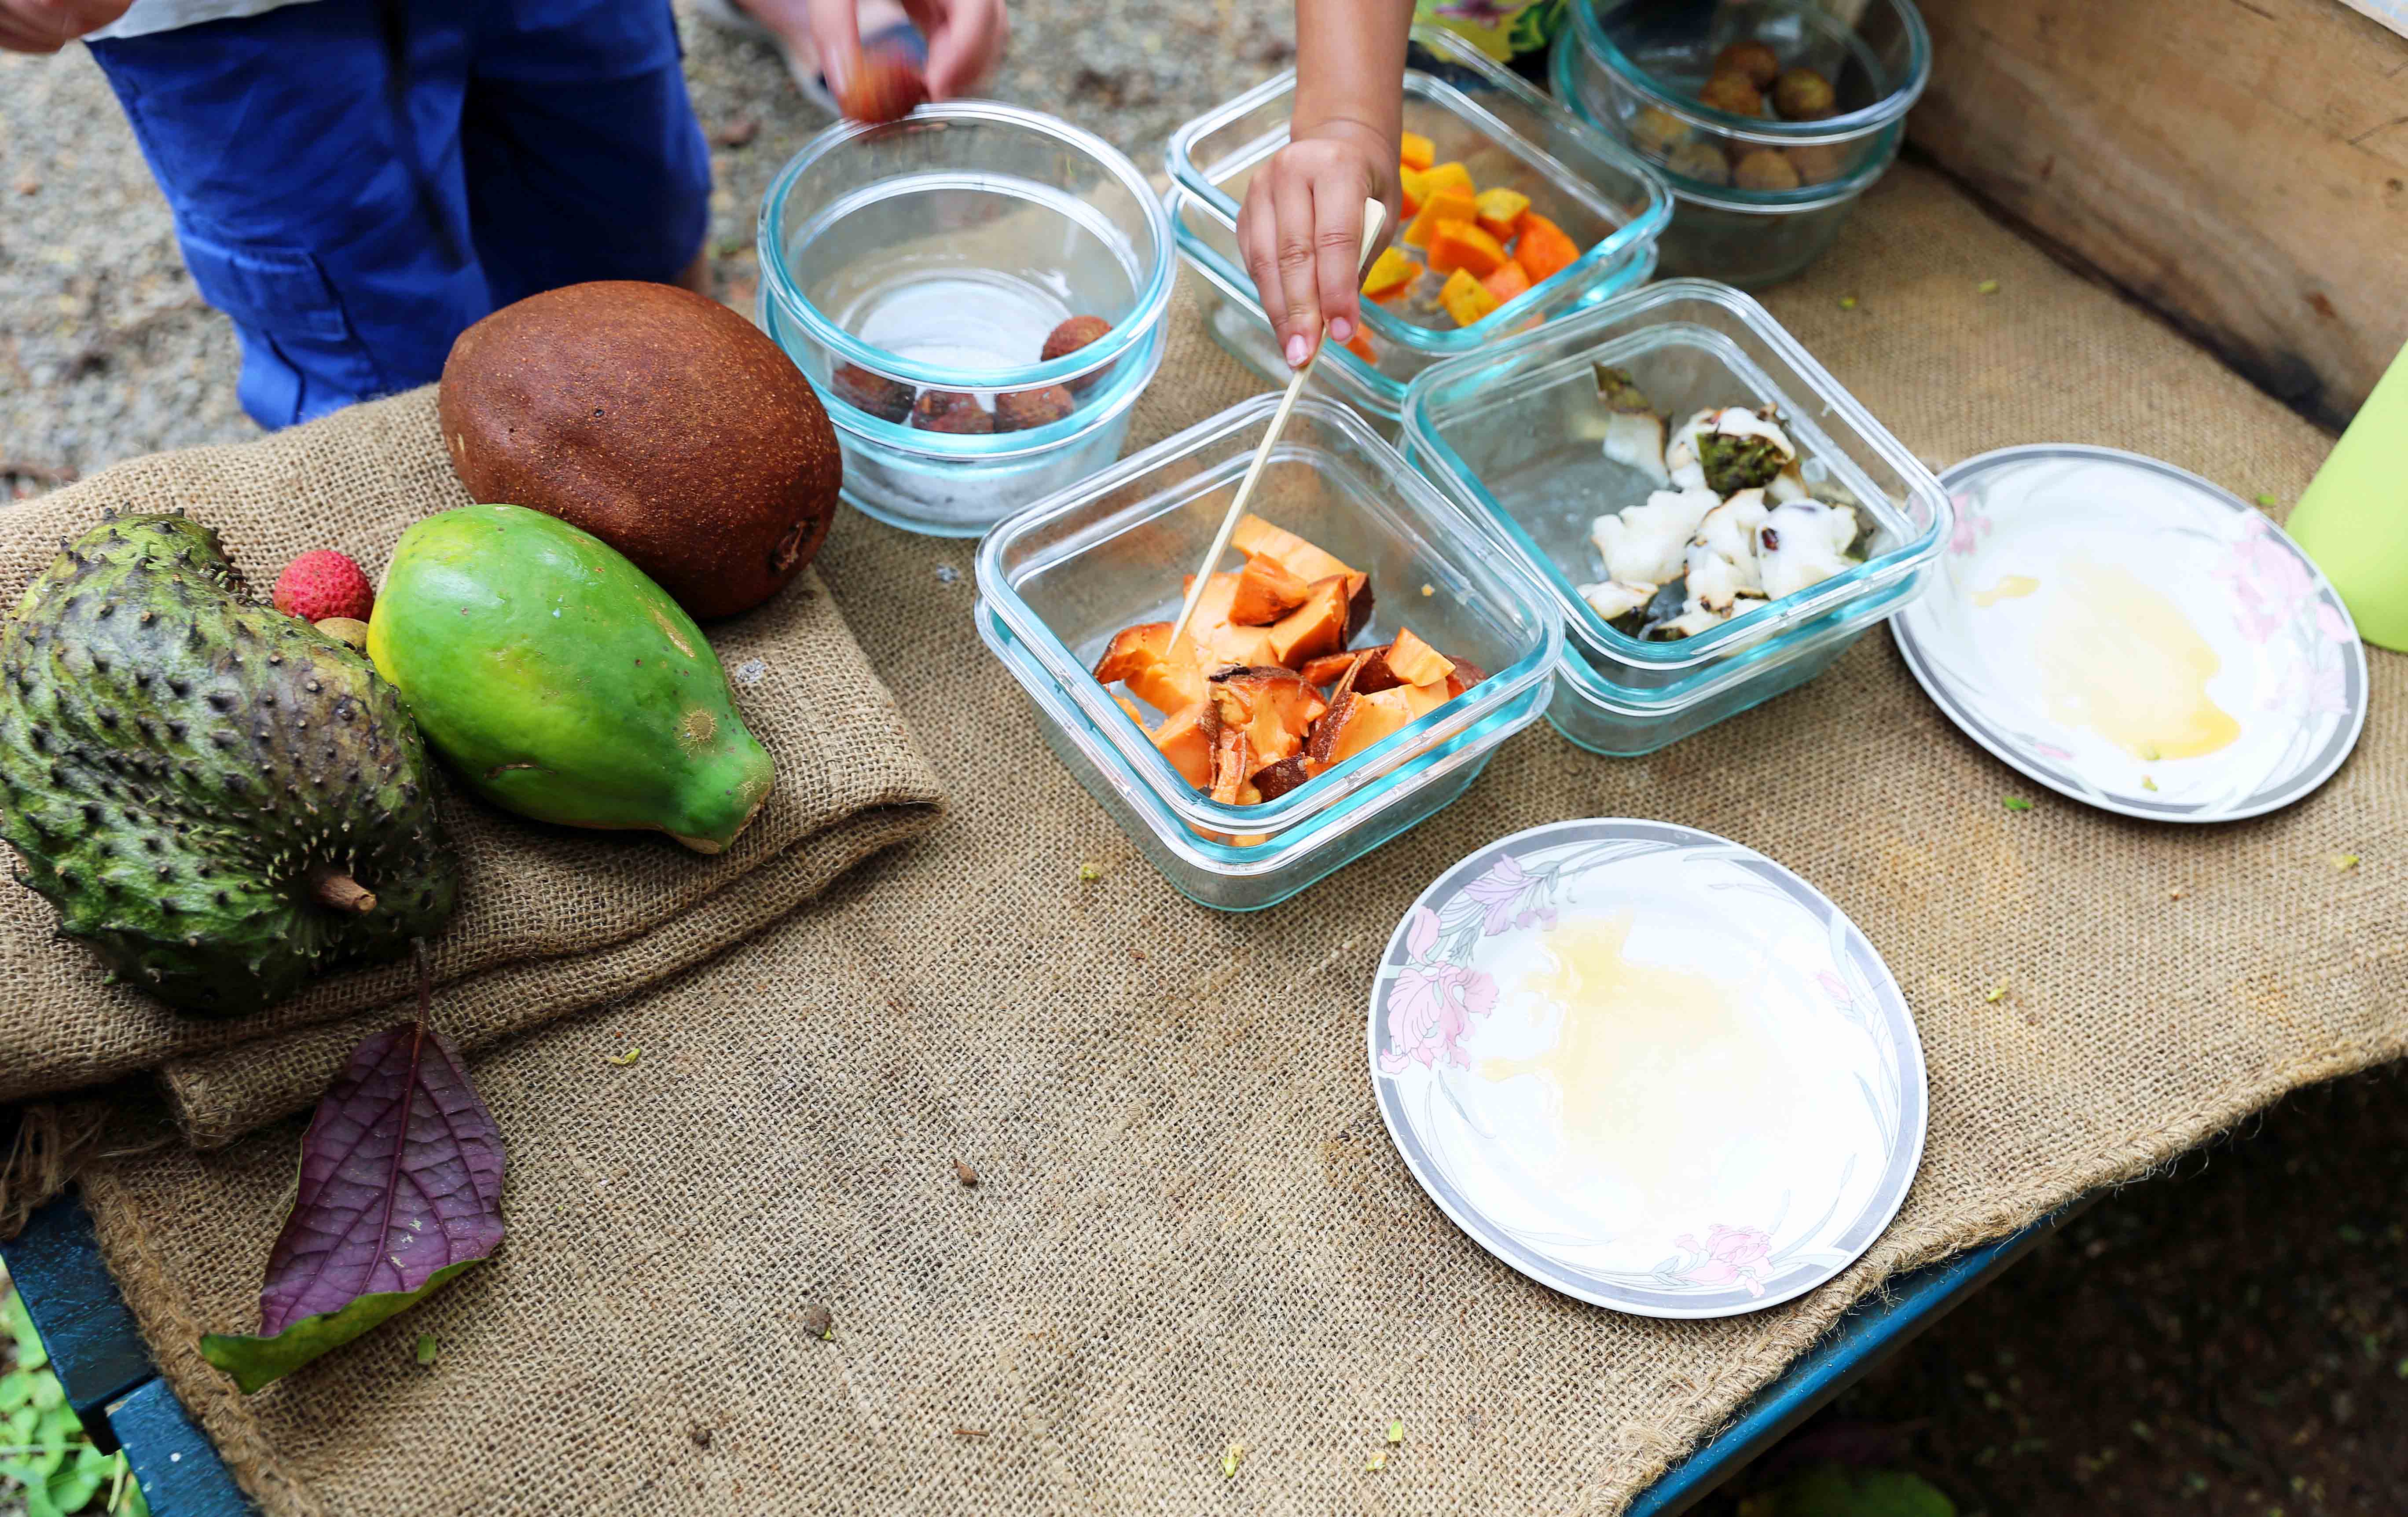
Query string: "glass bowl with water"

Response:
xmin=759 ymin=103 xmax=1176 ymax=537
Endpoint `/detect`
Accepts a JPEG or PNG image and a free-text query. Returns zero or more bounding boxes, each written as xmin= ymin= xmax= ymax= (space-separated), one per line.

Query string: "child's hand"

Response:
xmin=0 ymin=0 xmax=132 ymax=51
xmin=1237 ymin=121 xmax=1397 ymax=369
xmin=808 ymin=0 xmax=1007 ymax=102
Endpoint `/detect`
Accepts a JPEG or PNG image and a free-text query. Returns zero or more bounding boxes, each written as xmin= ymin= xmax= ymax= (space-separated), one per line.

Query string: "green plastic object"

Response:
xmin=2286 ymin=342 xmax=2408 ymax=651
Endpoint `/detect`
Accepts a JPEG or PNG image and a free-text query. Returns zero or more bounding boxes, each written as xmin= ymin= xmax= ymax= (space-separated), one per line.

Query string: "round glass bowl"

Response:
xmin=758 ymin=103 xmax=1177 ymax=537
xmin=1553 ymin=0 xmax=1929 ymax=287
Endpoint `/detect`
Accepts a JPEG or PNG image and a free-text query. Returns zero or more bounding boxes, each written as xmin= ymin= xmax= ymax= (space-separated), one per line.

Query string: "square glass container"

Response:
xmin=1403 ymin=278 xmax=1947 ymax=747
xmin=975 ymin=393 xmax=1563 ymax=839
xmin=978 ymin=601 xmax=1544 ymax=911
xmin=1165 ymin=25 xmax=1671 ymax=405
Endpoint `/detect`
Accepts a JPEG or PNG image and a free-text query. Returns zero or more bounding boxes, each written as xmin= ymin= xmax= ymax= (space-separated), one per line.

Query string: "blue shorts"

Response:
xmin=90 ymin=0 xmax=712 ymax=429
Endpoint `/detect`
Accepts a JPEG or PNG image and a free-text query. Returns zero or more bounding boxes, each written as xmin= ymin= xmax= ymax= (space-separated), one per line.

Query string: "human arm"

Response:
xmin=0 ymin=0 xmax=132 ymax=52
xmin=1236 ymin=0 xmax=1412 ymax=366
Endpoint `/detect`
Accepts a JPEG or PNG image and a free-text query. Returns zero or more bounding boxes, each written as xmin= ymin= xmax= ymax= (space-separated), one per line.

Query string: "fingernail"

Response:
xmin=1328 ymin=316 xmax=1354 ymax=343
xmin=1284 ymin=333 xmax=1309 ymax=367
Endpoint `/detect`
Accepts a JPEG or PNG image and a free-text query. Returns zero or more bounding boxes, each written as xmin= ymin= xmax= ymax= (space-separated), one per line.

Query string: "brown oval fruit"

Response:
xmin=993 ymin=385 xmax=1075 ymax=432
xmin=1772 ymin=67 xmax=1838 ymax=121
xmin=1711 ymin=40 xmax=1781 ymax=89
xmin=911 ymin=389 xmax=994 ymax=433
xmin=1785 ymin=142 xmax=1848 ymax=185
xmin=1733 ymin=147 xmax=1802 ymax=191
xmin=1696 ymin=71 xmax=1764 ymax=117
xmin=839 ymin=50 xmax=929 ymax=125
xmin=1042 ymin=315 xmax=1114 ymax=394
xmin=438 ymin=282 xmax=841 ymax=620
xmin=829 ymin=363 xmax=913 ymax=422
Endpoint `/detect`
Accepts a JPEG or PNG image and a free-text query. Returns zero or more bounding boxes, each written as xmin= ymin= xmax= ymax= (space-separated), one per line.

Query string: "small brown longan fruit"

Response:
xmin=910 ymin=389 xmax=993 ymax=434
xmin=1785 ymin=142 xmax=1849 ymax=185
xmin=1664 ymin=140 xmax=1733 ymax=186
xmin=1733 ymin=148 xmax=1803 ymax=191
xmin=1696 ymin=71 xmax=1764 ymax=117
xmin=1711 ymin=40 xmax=1781 ymax=89
xmin=992 ymin=384 xmax=1076 ymax=432
xmin=1041 ymin=315 xmax=1115 ymax=394
xmin=1772 ymin=67 xmax=1838 ymax=121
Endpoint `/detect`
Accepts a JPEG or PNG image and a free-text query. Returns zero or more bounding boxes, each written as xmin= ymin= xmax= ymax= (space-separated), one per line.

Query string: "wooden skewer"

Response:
xmin=1166 ymin=198 xmax=1389 ymax=652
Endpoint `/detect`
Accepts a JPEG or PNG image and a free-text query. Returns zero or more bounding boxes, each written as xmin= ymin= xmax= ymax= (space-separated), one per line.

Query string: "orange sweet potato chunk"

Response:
xmin=1383 ymin=626 xmax=1455 ymax=687
xmin=1178 ymin=572 xmax=1279 ymax=667
xmin=1480 ymin=257 xmax=1532 ymax=304
xmin=1229 ymin=556 xmax=1311 ymax=626
xmin=1208 ymin=664 xmax=1327 ymax=765
xmin=1439 ymin=268 xmax=1499 ymax=327
xmin=1264 ymin=575 xmax=1352 ymax=668
xmin=1150 ymin=699 xmax=1220 ymax=786
xmin=1231 ymin=515 xmax=1357 ymax=590
xmin=1094 ymin=621 xmax=1208 ymax=713
xmin=1399 ymin=131 xmax=1436 ymax=172
xmin=1404 ymin=186 xmax=1477 ymax=249
xmin=1426 ymin=220 xmax=1507 ymax=278
xmin=1513 ymin=212 xmax=1581 ymax=282
xmin=1474 ymin=187 xmax=1530 ymax=241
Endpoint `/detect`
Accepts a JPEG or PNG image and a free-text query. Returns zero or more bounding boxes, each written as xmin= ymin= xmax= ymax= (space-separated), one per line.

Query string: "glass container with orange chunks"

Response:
xmin=975 ymin=393 xmax=1563 ymax=909
xmin=1165 ymin=24 xmax=1669 ymax=418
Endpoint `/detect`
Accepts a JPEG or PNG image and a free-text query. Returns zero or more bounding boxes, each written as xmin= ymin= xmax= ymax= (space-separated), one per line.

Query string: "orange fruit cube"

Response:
xmin=1419 ymin=161 xmax=1475 ymax=200
xmin=1397 ymin=164 xmax=1428 ymax=218
xmin=1439 ymin=267 xmax=1499 ymax=327
xmin=1343 ymin=330 xmax=1378 ymax=364
xmin=1403 ymin=185 xmax=1478 ymax=248
xmin=1513 ymin=212 xmax=1582 ymax=282
xmin=1425 ymin=220 xmax=1508 ymax=278
xmin=1359 ymin=245 xmax=1419 ymax=300
xmin=1479 ymin=256 xmax=1532 ymax=304
xmin=1399 ymin=131 xmax=1435 ymax=172
xmin=1474 ymin=187 xmax=1531 ymax=242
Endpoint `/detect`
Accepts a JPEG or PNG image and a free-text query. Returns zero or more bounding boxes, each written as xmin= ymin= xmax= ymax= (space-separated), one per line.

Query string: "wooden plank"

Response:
xmin=1907 ymin=0 xmax=2408 ymax=426
xmin=108 ymin=1378 xmax=255 ymax=1516
xmin=4 ymin=1193 xmax=153 ymax=1452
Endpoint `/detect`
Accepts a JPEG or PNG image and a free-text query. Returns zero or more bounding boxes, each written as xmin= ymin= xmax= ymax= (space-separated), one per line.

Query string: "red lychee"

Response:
xmin=272 ymin=550 xmax=374 ymax=623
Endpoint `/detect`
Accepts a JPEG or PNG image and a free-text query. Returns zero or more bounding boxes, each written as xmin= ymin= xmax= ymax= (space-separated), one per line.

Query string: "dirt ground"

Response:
xmin=1 ymin=7 xmax=2402 ymax=1517
xmin=1702 ymin=1071 xmax=2408 ymax=1517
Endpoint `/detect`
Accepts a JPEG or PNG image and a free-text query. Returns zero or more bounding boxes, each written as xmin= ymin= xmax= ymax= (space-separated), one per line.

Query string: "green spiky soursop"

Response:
xmin=0 ymin=512 xmax=455 ymax=1015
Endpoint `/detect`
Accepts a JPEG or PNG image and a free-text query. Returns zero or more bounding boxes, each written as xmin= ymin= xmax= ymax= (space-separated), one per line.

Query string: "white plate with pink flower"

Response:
xmin=1891 ymin=445 xmax=2367 ymax=822
xmin=1369 ymin=820 xmax=1927 ymax=1318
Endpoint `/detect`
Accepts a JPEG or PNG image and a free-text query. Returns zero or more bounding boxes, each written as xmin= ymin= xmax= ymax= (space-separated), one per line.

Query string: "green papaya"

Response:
xmin=368 ymin=505 xmax=774 ymax=853
xmin=0 ymin=511 xmax=455 ymax=1014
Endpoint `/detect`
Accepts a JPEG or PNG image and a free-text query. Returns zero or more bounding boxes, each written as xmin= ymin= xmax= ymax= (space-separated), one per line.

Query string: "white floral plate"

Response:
xmin=1369 ymin=820 xmax=1927 ymax=1318
xmin=1891 ymin=446 xmax=2367 ymax=822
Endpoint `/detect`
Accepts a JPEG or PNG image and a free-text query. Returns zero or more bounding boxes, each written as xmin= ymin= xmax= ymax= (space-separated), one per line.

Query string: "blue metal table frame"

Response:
xmin=4 ymin=1190 xmax=2074 ymax=1516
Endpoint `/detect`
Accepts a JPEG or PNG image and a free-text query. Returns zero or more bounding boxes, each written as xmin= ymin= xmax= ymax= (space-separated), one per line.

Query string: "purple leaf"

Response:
xmin=200 ymin=1021 xmax=504 ymax=1393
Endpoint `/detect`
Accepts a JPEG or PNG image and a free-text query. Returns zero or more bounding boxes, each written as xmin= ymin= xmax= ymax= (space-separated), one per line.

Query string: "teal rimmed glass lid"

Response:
xmin=1369 ymin=820 xmax=1926 ymax=1318
xmin=1891 ymin=446 xmax=2368 ymax=822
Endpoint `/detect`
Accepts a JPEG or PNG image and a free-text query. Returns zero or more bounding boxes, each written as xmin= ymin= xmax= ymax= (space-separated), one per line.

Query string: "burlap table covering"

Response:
xmin=63 ymin=163 xmax=2407 ymax=1516
xmin=0 ymin=395 xmax=945 ymax=1144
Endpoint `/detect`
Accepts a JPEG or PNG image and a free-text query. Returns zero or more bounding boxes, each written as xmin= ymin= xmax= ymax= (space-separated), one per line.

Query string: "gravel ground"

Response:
xmin=0 ymin=0 xmax=1296 ymax=493
xmin=3 ymin=12 xmax=2402 ymax=1517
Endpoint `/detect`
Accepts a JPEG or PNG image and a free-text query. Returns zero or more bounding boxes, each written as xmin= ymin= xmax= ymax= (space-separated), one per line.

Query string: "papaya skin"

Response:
xmin=368 ymin=505 xmax=775 ymax=853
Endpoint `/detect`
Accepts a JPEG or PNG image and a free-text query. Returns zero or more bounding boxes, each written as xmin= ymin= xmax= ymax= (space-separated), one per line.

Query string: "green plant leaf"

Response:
xmin=1755 ymin=1464 xmax=1956 ymax=1517
xmin=202 ymin=1261 xmax=486 ymax=1396
xmin=6 ymin=1290 xmax=51 ymax=1371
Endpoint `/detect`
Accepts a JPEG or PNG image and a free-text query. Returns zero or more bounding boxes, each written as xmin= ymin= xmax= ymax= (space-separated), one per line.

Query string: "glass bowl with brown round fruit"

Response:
xmin=758 ymin=102 xmax=1174 ymax=537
